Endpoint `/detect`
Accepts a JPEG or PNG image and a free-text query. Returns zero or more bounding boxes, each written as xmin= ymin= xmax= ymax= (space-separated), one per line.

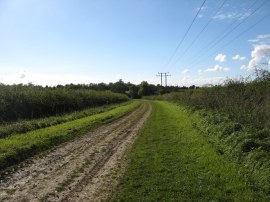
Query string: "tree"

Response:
xmin=138 ymin=81 xmax=157 ymax=96
xmin=128 ymin=85 xmax=140 ymax=99
xmin=111 ymin=79 xmax=128 ymax=94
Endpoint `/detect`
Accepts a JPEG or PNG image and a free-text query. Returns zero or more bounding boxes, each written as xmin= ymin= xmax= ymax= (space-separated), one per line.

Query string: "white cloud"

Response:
xmin=248 ymin=40 xmax=258 ymax=43
xmin=232 ymin=54 xmax=246 ymax=61
xmin=240 ymin=65 xmax=246 ymax=69
xmin=182 ymin=69 xmax=189 ymax=74
xmin=258 ymin=34 xmax=270 ymax=40
xmin=240 ymin=65 xmax=251 ymax=71
xmin=248 ymin=34 xmax=270 ymax=44
xmin=246 ymin=44 xmax=270 ymax=70
xmin=205 ymin=65 xmax=230 ymax=72
xmin=195 ymin=6 xmax=207 ymax=18
xmin=178 ymin=76 xmax=225 ymax=86
xmin=213 ymin=11 xmax=251 ymax=20
xmin=196 ymin=6 xmax=207 ymax=11
xmin=215 ymin=54 xmax=226 ymax=62
xmin=197 ymin=69 xmax=202 ymax=73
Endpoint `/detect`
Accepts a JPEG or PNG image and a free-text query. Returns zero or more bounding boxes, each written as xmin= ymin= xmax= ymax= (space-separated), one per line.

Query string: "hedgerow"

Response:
xmin=0 ymin=84 xmax=128 ymax=122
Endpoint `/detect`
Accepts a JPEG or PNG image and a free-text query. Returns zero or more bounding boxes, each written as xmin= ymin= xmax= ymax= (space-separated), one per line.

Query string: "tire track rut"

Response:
xmin=0 ymin=102 xmax=152 ymax=202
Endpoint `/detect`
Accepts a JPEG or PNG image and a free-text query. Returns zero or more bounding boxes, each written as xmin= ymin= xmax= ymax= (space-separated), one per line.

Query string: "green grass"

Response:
xmin=0 ymin=100 xmax=141 ymax=170
xmin=113 ymin=101 xmax=269 ymax=201
xmin=0 ymin=101 xmax=132 ymax=138
xmin=191 ymin=108 xmax=270 ymax=194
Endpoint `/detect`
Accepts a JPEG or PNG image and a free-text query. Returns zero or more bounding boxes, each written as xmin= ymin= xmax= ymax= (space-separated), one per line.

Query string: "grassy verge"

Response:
xmin=0 ymin=101 xmax=131 ymax=138
xmin=0 ymin=100 xmax=141 ymax=170
xmin=113 ymin=101 xmax=269 ymax=201
xmin=191 ymin=108 xmax=270 ymax=194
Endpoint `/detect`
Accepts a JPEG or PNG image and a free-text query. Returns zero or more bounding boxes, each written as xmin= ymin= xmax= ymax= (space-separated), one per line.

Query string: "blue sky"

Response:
xmin=0 ymin=0 xmax=270 ymax=86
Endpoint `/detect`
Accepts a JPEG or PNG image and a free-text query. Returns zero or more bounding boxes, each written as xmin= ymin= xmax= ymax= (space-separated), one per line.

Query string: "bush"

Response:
xmin=158 ymin=73 xmax=270 ymax=131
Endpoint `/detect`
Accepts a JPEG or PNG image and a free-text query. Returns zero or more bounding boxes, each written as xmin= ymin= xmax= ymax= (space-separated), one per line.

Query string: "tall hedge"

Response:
xmin=0 ymin=84 xmax=128 ymax=122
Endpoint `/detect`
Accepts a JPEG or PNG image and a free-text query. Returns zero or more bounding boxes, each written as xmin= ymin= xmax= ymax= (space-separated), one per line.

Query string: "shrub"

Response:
xmin=158 ymin=73 xmax=270 ymax=131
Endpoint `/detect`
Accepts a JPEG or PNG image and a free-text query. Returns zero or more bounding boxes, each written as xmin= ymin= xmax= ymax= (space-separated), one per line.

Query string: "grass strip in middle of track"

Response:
xmin=0 ymin=100 xmax=141 ymax=170
xmin=113 ymin=101 xmax=268 ymax=201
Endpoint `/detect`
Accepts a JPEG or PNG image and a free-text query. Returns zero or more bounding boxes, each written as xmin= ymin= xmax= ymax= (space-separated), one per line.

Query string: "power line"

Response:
xmin=168 ymin=0 xmax=228 ymax=70
xmin=163 ymin=0 xmax=207 ymax=69
xmin=191 ymin=11 xmax=270 ymax=68
xmin=193 ymin=0 xmax=258 ymax=57
xmin=189 ymin=0 xmax=268 ymax=67
xmin=180 ymin=0 xmax=255 ymax=68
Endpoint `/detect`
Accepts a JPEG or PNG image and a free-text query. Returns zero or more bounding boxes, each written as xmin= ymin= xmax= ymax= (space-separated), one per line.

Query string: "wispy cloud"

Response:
xmin=198 ymin=14 xmax=203 ymax=18
xmin=215 ymin=54 xmax=226 ymax=62
xmin=179 ymin=76 xmax=225 ymax=86
xmin=182 ymin=69 xmax=189 ymax=74
xmin=240 ymin=65 xmax=250 ymax=71
xmin=213 ymin=11 xmax=251 ymax=20
xmin=248 ymin=34 xmax=270 ymax=44
xmin=205 ymin=65 xmax=230 ymax=72
xmin=195 ymin=6 xmax=207 ymax=18
xmin=232 ymin=54 xmax=246 ymax=61
xmin=196 ymin=6 xmax=207 ymax=11
xmin=257 ymin=34 xmax=270 ymax=40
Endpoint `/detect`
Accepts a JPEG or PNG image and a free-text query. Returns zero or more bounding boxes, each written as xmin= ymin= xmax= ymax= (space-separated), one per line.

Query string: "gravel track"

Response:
xmin=0 ymin=102 xmax=152 ymax=202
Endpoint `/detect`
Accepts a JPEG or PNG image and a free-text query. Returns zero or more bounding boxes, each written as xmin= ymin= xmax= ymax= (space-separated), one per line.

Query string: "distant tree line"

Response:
xmin=57 ymin=79 xmax=198 ymax=98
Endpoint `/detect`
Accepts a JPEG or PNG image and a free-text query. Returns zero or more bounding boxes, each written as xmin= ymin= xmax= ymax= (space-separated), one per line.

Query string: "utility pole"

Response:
xmin=157 ymin=72 xmax=163 ymax=86
xmin=164 ymin=72 xmax=171 ymax=87
xmin=157 ymin=72 xmax=171 ymax=86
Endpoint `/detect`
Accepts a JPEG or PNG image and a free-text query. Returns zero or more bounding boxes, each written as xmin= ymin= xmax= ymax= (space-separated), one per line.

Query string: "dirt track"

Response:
xmin=0 ymin=102 xmax=151 ymax=202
